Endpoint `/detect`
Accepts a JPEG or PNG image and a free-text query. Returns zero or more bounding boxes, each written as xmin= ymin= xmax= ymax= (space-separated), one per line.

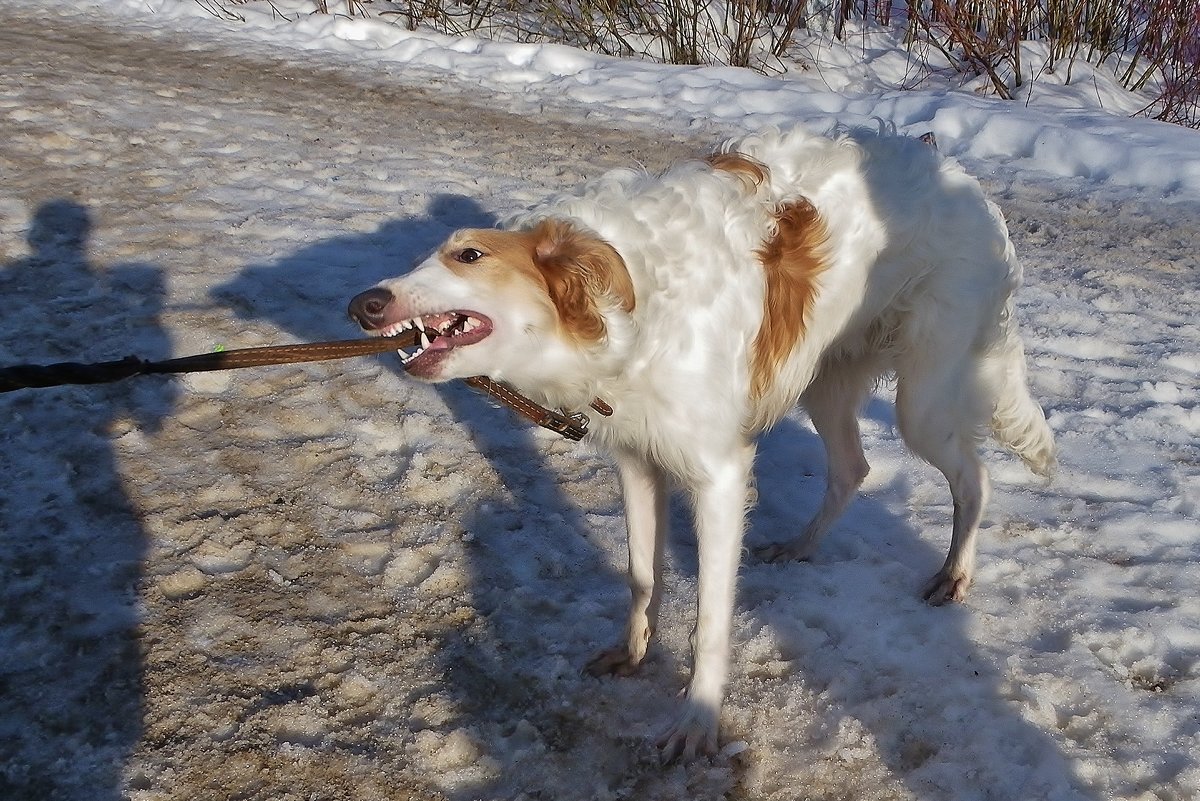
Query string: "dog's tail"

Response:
xmin=984 ymin=304 xmax=1057 ymax=479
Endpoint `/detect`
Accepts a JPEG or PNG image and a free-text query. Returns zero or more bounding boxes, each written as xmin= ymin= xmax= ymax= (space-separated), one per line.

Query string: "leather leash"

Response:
xmin=0 ymin=331 xmax=609 ymax=442
xmin=463 ymin=377 xmax=609 ymax=441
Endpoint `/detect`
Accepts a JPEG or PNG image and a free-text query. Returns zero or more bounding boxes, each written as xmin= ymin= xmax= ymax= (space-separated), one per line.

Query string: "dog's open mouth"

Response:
xmin=375 ymin=311 xmax=493 ymax=369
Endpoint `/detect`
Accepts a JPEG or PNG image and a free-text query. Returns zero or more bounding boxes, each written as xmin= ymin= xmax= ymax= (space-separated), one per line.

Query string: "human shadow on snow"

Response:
xmin=0 ymin=200 xmax=177 ymax=801
xmin=216 ymin=192 xmax=1081 ymax=800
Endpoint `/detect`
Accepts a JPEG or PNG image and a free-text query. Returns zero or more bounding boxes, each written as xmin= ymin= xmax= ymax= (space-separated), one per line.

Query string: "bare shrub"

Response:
xmin=238 ymin=1 xmax=1200 ymax=127
xmin=902 ymin=0 xmax=1199 ymax=125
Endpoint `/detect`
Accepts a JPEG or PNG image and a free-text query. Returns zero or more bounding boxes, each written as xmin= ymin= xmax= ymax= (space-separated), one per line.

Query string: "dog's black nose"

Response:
xmin=347 ymin=287 xmax=394 ymax=330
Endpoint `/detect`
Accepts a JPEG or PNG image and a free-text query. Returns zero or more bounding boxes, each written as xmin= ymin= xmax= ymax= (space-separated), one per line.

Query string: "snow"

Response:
xmin=0 ymin=1 xmax=1197 ymax=800
xmin=43 ymin=0 xmax=1200 ymax=199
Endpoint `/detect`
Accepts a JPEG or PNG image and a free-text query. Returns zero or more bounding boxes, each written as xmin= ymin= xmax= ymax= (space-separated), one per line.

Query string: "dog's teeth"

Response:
xmin=398 ymin=338 xmax=431 ymax=365
xmin=400 ymin=320 xmax=413 ymax=331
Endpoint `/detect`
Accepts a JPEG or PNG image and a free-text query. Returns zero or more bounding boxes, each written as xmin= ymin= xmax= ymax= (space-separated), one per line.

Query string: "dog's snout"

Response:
xmin=347 ymin=287 xmax=394 ymax=330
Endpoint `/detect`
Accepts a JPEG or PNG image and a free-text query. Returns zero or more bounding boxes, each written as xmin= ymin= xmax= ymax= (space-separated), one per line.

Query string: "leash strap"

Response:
xmin=465 ymin=376 xmax=599 ymax=441
xmin=0 ymin=332 xmax=609 ymax=442
xmin=142 ymin=336 xmax=417 ymax=372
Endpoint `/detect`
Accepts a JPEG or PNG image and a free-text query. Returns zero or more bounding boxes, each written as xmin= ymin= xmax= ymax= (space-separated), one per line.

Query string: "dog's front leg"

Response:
xmin=586 ymin=449 xmax=669 ymax=677
xmin=658 ymin=445 xmax=754 ymax=761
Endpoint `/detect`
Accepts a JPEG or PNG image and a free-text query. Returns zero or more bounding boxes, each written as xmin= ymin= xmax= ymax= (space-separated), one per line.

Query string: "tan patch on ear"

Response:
xmin=707 ymin=152 xmax=769 ymax=191
xmin=530 ymin=219 xmax=634 ymax=343
xmin=751 ymin=199 xmax=829 ymax=399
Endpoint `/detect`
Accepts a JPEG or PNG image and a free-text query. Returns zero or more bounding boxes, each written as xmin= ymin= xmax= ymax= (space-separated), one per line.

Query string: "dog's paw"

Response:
xmin=753 ymin=539 xmax=816 ymax=564
xmin=921 ymin=568 xmax=971 ymax=605
xmin=584 ymin=645 xmax=645 ymax=678
xmin=656 ymin=699 xmax=719 ymax=763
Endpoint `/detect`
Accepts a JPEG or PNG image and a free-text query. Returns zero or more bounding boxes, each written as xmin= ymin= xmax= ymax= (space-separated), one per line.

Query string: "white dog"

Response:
xmin=348 ymin=127 xmax=1055 ymax=760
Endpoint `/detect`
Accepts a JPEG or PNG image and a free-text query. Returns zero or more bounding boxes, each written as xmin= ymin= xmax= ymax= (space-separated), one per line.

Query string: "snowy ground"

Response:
xmin=1 ymin=2 xmax=1198 ymax=801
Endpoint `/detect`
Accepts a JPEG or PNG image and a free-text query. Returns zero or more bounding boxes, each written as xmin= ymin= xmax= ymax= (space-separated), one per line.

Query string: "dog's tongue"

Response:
xmin=394 ymin=312 xmax=492 ymax=375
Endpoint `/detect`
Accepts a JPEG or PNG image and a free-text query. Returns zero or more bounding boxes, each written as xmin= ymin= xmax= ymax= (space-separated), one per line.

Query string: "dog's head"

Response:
xmin=348 ymin=218 xmax=635 ymax=393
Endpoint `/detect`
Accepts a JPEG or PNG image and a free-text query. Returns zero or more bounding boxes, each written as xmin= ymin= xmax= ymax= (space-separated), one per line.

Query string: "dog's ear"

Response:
xmin=530 ymin=219 xmax=634 ymax=342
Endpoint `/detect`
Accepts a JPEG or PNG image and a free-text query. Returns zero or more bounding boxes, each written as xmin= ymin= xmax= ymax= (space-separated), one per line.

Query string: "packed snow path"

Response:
xmin=1 ymin=8 xmax=1198 ymax=801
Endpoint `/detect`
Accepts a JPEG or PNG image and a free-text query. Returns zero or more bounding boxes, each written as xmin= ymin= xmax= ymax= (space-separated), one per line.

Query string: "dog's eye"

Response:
xmin=455 ymin=248 xmax=484 ymax=264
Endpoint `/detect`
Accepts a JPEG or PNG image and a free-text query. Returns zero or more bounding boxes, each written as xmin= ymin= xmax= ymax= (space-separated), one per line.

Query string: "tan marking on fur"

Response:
xmin=531 ymin=219 xmax=634 ymax=342
xmin=439 ymin=222 xmax=633 ymax=344
xmin=707 ymin=152 xmax=768 ymax=191
xmin=751 ymin=199 xmax=829 ymax=400
xmin=442 ymin=228 xmax=539 ymax=283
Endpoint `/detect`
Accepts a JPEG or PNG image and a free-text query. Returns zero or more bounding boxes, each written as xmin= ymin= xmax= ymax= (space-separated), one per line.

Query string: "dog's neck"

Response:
xmin=518 ymin=304 xmax=636 ymax=416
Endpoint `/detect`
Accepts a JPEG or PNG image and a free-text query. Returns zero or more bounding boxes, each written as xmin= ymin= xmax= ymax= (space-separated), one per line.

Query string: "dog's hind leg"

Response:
xmin=586 ymin=449 xmax=669 ymax=677
xmin=756 ymin=362 xmax=873 ymax=563
xmin=894 ymin=352 xmax=992 ymax=605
